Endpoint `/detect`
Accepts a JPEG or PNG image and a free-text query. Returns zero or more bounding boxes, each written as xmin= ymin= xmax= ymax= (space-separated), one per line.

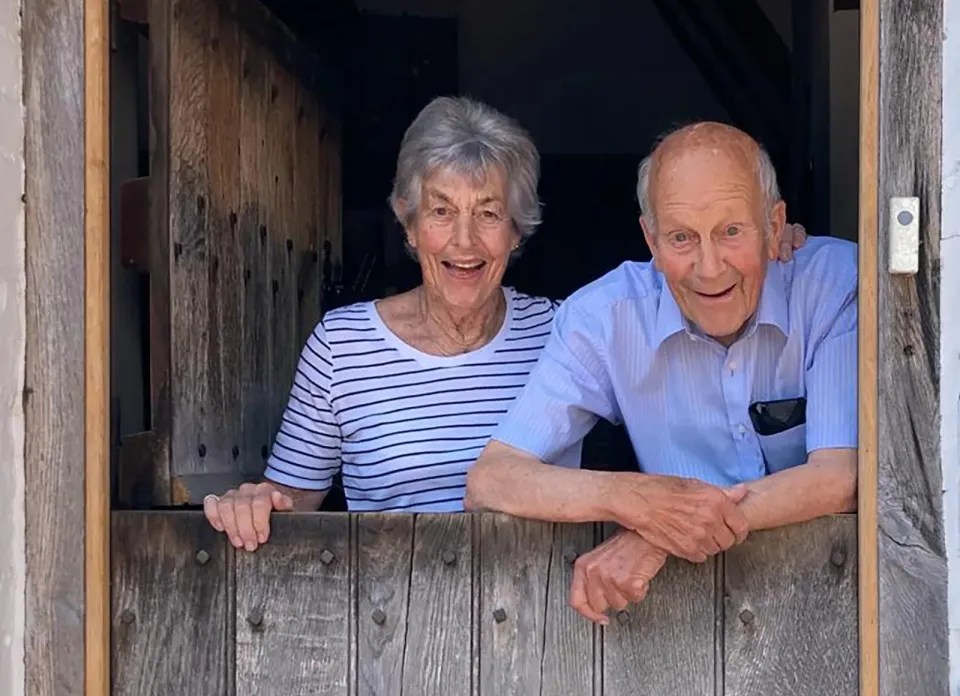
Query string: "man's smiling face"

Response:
xmin=641 ymin=127 xmax=786 ymax=346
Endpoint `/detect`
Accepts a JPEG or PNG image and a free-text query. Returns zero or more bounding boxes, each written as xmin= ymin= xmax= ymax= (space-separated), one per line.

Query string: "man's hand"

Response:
xmin=569 ymin=528 xmax=668 ymax=624
xmin=203 ymin=482 xmax=295 ymax=552
xmin=778 ymin=222 xmax=807 ymax=261
xmin=610 ymin=474 xmax=750 ymax=563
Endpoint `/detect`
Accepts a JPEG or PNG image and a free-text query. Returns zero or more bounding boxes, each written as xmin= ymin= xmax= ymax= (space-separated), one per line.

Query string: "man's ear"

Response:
xmin=766 ymin=200 xmax=787 ymax=260
xmin=640 ymin=214 xmax=658 ymax=256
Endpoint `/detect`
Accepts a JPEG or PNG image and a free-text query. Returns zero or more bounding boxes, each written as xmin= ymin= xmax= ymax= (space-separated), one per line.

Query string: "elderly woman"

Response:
xmin=204 ymin=97 xmax=806 ymax=552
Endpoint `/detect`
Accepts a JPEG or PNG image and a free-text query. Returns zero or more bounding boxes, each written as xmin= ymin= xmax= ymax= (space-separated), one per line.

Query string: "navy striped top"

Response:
xmin=264 ymin=287 xmax=583 ymax=512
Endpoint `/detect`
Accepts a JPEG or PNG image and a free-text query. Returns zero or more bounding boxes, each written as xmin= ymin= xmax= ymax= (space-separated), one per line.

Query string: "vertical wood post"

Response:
xmin=85 ymin=0 xmax=111 ymax=693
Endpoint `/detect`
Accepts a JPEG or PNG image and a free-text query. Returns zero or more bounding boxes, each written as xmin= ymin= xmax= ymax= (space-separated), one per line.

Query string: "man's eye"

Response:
xmin=433 ymin=207 xmax=450 ymax=217
xmin=672 ymin=232 xmax=689 ymax=244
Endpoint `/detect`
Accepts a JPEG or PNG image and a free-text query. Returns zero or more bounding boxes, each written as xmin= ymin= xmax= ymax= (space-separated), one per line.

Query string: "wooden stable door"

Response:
xmin=115 ymin=0 xmax=344 ymax=509
xmin=862 ymin=0 xmax=948 ymax=694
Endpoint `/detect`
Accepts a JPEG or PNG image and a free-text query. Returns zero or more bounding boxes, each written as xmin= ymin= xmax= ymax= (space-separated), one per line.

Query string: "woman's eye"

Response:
xmin=480 ymin=210 xmax=499 ymax=220
xmin=725 ymin=225 xmax=740 ymax=236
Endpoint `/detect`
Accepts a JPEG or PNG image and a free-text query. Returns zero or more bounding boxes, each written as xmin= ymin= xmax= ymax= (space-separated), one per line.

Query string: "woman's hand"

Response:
xmin=203 ymin=482 xmax=295 ymax=552
xmin=778 ymin=222 xmax=808 ymax=261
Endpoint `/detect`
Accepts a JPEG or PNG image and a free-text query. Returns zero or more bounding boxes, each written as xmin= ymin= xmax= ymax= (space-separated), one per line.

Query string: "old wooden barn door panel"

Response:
xmin=111 ymin=512 xmax=858 ymax=695
xmin=117 ymin=0 xmax=342 ymax=507
xmin=867 ymin=0 xmax=950 ymax=693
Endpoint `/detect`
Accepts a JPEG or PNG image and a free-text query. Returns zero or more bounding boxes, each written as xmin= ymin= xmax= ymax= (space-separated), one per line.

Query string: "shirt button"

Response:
xmin=728 ymin=361 xmax=737 ymax=371
xmin=738 ymin=424 xmax=747 ymax=435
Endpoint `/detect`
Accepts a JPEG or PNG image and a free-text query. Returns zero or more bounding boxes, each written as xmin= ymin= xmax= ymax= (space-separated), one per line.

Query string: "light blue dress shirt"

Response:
xmin=492 ymin=236 xmax=858 ymax=485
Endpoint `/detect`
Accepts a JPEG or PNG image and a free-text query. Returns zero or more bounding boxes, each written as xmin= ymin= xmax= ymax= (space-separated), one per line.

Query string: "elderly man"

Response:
xmin=464 ymin=122 xmax=857 ymax=623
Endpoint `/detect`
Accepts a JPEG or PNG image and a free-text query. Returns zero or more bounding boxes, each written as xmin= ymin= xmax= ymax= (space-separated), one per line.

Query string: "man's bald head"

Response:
xmin=636 ymin=122 xmax=781 ymax=235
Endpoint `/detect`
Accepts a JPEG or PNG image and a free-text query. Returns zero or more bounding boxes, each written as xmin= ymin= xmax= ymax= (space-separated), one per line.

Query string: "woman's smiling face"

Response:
xmin=404 ymin=166 xmax=520 ymax=312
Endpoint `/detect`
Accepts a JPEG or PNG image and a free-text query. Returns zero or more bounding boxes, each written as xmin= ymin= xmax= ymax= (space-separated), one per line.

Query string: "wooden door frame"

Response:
xmin=19 ymin=0 xmax=948 ymax=694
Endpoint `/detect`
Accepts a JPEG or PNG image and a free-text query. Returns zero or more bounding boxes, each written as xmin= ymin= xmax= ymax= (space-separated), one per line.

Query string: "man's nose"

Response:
xmin=696 ymin=241 xmax=725 ymax=280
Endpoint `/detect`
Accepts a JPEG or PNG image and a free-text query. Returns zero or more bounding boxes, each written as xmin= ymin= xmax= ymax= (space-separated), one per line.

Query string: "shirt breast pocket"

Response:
xmin=749 ymin=397 xmax=808 ymax=474
xmin=757 ymin=425 xmax=807 ymax=473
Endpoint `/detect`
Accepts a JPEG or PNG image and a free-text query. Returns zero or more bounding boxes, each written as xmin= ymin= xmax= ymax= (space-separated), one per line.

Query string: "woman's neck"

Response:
xmin=417 ymin=286 xmax=506 ymax=355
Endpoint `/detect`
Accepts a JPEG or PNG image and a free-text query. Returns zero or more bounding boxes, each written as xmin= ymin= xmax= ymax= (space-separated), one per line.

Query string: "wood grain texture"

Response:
xmin=169 ymin=0 xmax=213 ymax=483
xmin=268 ymin=65 xmax=298 ymax=443
xmin=295 ymin=84 xmax=322 ymax=348
xmin=477 ymin=515 xmax=557 ymax=696
xmin=539 ymin=523 xmax=596 ymax=696
xmin=724 ymin=517 xmax=858 ymax=696
xmin=143 ymin=0 xmax=174 ymax=505
xmin=238 ymin=33 xmax=273 ymax=480
xmin=601 ymin=525 xmax=715 ymax=696
xmin=877 ymin=1 xmax=949 ymax=693
xmin=235 ymin=514 xmax=351 ymax=696
xmin=356 ymin=515 xmax=414 ymax=696
xmin=111 ymin=512 xmax=229 ymax=696
xmin=85 ymin=0 xmax=111 ymax=693
xmin=399 ymin=515 xmax=474 ymax=696
xmin=205 ymin=0 xmax=245 ymax=484
xmin=858 ymin=1 xmax=880 ymax=693
xmin=23 ymin=0 xmax=86 ymax=690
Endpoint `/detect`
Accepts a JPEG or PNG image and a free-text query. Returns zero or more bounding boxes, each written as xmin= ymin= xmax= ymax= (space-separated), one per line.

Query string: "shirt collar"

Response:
xmin=652 ymin=260 xmax=789 ymax=351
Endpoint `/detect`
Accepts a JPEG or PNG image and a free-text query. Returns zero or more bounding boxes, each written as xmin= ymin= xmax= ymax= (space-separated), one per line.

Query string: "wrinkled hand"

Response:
xmin=569 ymin=528 xmax=668 ymax=624
xmin=778 ymin=222 xmax=807 ymax=261
xmin=203 ymin=482 xmax=294 ymax=551
xmin=611 ymin=474 xmax=750 ymax=563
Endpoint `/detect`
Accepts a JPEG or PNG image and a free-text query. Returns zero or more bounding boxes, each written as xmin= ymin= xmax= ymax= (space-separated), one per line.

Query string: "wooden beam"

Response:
xmin=85 ymin=0 xmax=111 ymax=693
xmin=876 ymin=0 xmax=948 ymax=693
xmin=23 ymin=0 xmax=86 ymax=690
xmin=858 ymin=1 xmax=880 ymax=694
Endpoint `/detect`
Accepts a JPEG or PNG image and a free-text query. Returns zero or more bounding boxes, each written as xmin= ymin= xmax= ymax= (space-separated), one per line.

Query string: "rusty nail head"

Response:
xmin=319 ymin=549 xmax=335 ymax=566
xmin=195 ymin=549 xmax=210 ymax=565
xmin=372 ymin=609 xmax=386 ymax=625
xmin=247 ymin=609 xmax=264 ymax=627
xmin=442 ymin=550 xmax=456 ymax=566
xmin=830 ymin=549 xmax=846 ymax=567
xmin=616 ymin=610 xmax=630 ymax=625
xmin=739 ymin=609 xmax=755 ymax=625
xmin=563 ymin=547 xmax=578 ymax=564
xmin=492 ymin=608 xmax=507 ymax=623
xmin=119 ymin=609 xmax=135 ymax=625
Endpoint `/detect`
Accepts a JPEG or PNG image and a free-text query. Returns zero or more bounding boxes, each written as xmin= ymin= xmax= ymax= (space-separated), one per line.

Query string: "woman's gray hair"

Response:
xmin=636 ymin=128 xmax=782 ymax=235
xmin=389 ymin=96 xmax=542 ymax=241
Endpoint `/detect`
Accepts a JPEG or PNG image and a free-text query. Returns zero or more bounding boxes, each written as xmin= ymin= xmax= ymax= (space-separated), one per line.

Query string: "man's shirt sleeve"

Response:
xmin=805 ymin=272 xmax=858 ymax=453
xmin=492 ymin=299 xmax=621 ymax=464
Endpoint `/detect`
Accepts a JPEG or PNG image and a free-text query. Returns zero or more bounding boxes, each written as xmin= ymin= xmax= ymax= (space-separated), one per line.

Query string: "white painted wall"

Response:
xmin=941 ymin=1 xmax=960 ymax=692
xmin=0 ymin=0 xmax=25 ymax=694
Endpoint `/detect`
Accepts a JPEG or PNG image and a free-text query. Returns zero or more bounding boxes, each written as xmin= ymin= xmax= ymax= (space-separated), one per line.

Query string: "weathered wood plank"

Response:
xmin=356 ymin=515 xmax=414 ymax=696
xmin=111 ymin=512 xmax=229 ymax=696
xmin=235 ymin=514 xmax=351 ymax=695
xmin=23 ymin=0 xmax=85 ymax=689
xmin=877 ymin=1 xmax=949 ymax=693
xmin=724 ymin=516 xmax=858 ymax=696
xmin=539 ymin=523 xmax=596 ymax=696
xmin=400 ymin=515 xmax=474 ymax=696
xmin=169 ymin=0 xmax=213 ymax=487
xmin=269 ymin=65 xmax=298 ymax=434
xmin=479 ymin=516 xmax=593 ymax=695
xmin=204 ymin=0 xmax=245 ymax=487
xmin=238 ymin=33 xmax=273 ymax=480
xmin=601 ymin=524 xmax=715 ymax=696
xmin=295 ymin=84 xmax=322 ymax=347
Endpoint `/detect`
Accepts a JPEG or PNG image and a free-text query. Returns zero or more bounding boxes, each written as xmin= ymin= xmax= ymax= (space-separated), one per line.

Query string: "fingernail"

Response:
xmin=258 ymin=533 xmax=267 ymax=543
xmin=245 ymin=542 xmax=256 ymax=552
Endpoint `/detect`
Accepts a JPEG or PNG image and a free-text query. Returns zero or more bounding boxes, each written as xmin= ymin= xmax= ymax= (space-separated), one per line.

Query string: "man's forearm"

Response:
xmin=737 ymin=448 xmax=857 ymax=532
xmin=464 ymin=440 xmax=621 ymax=523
